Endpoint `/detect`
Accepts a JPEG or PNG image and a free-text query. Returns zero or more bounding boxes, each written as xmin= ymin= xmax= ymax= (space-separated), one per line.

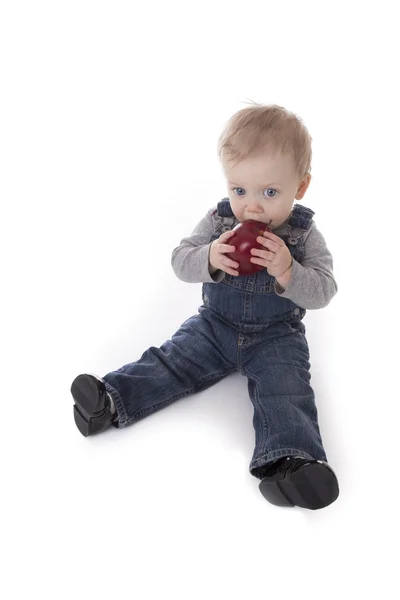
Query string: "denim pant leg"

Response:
xmin=241 ymin=322 xmax=328 ymax=479
xmin=102 ymin=311 xmax=238 ymax=428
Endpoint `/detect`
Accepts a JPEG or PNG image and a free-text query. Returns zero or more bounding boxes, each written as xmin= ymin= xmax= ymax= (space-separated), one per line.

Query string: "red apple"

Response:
xmin=226 ymin=220 xmax=272 ymax=276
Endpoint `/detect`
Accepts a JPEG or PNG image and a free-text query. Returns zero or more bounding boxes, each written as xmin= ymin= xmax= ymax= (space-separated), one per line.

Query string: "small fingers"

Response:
xmin=224 ymin=258 xmax=239 ymax=275
xmin=256 ymin=236 xmax=269 ymax=247
xmin=218 ymin=243 xmax=236 ymax=252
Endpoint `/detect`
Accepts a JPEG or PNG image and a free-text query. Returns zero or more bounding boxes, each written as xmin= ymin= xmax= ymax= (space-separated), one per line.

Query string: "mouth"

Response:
xmin=246 ymin=217 xmax=273 ymax=226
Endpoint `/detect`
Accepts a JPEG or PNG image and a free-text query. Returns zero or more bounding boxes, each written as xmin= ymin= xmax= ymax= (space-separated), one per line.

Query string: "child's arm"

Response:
xmin=274 ymin=221 xmax=338 ymax=309
xmin=171 ymin=208 xmax=224 ymax=283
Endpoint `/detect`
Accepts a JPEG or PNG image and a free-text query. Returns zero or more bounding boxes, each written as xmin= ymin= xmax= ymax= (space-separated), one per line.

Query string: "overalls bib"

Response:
xmin=202 ymin=197 xmax=313 ymax=331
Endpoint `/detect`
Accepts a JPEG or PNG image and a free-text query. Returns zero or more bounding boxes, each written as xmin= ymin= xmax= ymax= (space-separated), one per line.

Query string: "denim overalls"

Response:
xmin=103 ymin=199 xmax=328 ymax=479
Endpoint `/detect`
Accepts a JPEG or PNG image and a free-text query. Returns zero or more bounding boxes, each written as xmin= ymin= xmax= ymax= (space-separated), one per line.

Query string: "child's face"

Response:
xmin=222 ymin=149 xmax=311 ymax=229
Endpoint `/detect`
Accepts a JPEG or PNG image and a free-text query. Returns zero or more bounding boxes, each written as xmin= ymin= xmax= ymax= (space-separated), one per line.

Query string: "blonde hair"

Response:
xmin=217 ymin=101 xmax=313 ymax=181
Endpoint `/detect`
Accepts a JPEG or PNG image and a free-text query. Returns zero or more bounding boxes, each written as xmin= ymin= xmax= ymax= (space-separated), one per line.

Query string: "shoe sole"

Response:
xmin=259 ymin=461 xmax=339 ymax=510
xmin=71 ymin=374 xmax=109 ymax=437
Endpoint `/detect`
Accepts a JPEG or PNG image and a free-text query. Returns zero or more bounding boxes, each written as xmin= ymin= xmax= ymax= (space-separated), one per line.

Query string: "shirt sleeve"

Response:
xmin=171 ymin=207 xmax=226 ymax=283
xmin=274 ymin=221 xmax=338 ymax=309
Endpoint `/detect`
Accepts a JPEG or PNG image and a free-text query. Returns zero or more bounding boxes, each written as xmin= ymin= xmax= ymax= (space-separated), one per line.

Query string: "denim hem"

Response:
xmin=103 ymin=381 xmax=129 ymax=427
xmin=249 ymin=448 xmax=317 ymax=477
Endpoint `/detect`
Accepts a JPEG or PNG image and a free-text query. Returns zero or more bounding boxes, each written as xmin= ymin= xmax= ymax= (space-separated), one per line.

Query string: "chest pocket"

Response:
xmin=209 ymin=222 xmax=306 ymax=293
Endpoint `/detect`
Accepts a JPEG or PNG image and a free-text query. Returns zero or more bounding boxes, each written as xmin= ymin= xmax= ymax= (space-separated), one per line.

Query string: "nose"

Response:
xmin=246 ymin=204 xmax=264 ymax=217
xmin=246 ymin=203 xmax=263 ymax=212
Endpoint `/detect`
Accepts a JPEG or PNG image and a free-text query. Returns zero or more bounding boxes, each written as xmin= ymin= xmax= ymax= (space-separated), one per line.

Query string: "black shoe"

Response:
xmin=258 ymin=457 xmax=339 ymax=510
xmin=71 ymin=373 xmax=116 ymax=437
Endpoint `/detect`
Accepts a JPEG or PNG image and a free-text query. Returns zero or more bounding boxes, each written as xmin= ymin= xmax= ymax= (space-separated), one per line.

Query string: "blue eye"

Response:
xmin=264 ymin=188 xmax=278 ymax=198
xmin=232 ymin=187 xmax=278 ymax=198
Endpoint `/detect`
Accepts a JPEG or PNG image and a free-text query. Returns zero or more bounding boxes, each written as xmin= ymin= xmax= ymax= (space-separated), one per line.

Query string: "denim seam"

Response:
xmin=127 ymin=367 xmax=237 ymax=424
xmin=249 ymin=448 xmax=316 ymax=472
xmin=103 ymin=382 xmax=129 ymax=425
xmin=241 ymin=367 xmax=268 ymax=454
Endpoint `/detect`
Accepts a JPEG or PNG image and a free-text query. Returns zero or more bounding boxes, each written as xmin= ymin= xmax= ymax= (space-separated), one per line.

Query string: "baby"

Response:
xmin=71 ymin=103 xmax=339 ymax=510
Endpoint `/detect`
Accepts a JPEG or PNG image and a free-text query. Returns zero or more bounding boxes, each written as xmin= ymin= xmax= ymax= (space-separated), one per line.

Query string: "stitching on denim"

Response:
xmin=250 ymin=448 xmax=315 ymax=470
xmin=241 ymin=367 xmax=269 ymax=455
xmin=103 ymin=382 xmax=129 ymax=424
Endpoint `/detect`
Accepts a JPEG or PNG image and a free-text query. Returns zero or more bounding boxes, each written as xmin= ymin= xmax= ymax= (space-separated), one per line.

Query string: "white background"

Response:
xmin=1 ymin=1 xmax=399 ymax=598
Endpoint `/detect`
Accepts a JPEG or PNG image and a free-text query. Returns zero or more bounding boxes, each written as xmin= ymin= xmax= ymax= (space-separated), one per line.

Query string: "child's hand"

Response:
xmin=209 ymin=230 xmax=240 ymax=277
xmin=250 ymin=230 xmax=293 ymax=278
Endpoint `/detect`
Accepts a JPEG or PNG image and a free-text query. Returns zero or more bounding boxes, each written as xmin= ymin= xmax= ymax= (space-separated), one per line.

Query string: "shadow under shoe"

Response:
xmin=258 ymin=457 xmax=339 ymax=510
xmin=71 ymin=374 xmax=116 ymax=437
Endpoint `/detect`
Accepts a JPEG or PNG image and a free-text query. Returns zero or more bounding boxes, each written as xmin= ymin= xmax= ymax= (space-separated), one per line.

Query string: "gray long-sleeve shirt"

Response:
xmin=171 ymin=206 xmax=338 ymax=310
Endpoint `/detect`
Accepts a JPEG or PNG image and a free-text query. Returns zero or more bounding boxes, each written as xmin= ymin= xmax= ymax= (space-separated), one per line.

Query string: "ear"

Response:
xmin=295 ymin=173 xmax=312 ymax=200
